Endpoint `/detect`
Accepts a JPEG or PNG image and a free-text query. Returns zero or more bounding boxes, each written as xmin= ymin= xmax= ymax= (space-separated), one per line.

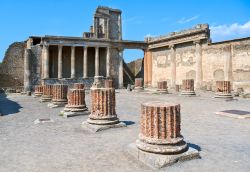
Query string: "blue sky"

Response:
xmin=1 ymin=0 xmax=250 ymax=62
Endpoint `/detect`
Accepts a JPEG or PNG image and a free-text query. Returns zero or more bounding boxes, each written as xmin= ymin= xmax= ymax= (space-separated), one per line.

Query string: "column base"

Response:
xmin=48 ymin=102 xmax=67 ymax=108
xmin=126 ymin=142 xmax=200 ymax=169
xmin=34 ymin=93 xmax=43 ymax=97
xmin=60 ymin=110 xmax=89 ymax=118
xmin=214 ymin=93 xmax=233 ymax=99
xmin=39 ymin=96 xmax=52 ymax=102
xmin=181 ymin=91 xmax=196 ymax=96
xmin=156 ymin=89 xmax=168 ymax=94
xmin=87 ymin=117 xmax=120 ymax=125
xmin=81 ymin=121 xmax=126 ymax=133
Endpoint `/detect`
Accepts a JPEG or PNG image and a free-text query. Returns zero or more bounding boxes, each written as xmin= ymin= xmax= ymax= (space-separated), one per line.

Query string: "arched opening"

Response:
xmin=123 ymin=49 xmax=144 ymax=86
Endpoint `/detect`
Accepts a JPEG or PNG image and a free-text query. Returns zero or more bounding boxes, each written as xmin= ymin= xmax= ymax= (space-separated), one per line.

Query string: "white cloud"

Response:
xmin=210 ymin=21 xmax=250 ymax=41
xmin=177 ymin=15 xmax=199 ymax=24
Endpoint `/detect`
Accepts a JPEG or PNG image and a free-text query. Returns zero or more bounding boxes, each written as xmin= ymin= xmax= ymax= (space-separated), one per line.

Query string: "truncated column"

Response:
xmin=181 ymin=79 xmax=196 ymax=96
xmin=87 ymin=88 xmax=119 ymax=125
xmin=157 ymin=81 xmax=168 ymax=93
xmin=34 ymin=85 xmax=43 ymax=97
xmin=40 ymin=85 xmax=53 ymax=102
xmin=51 ymin=84 xmax=68 ymax=106
xmin=136 ymin=101 xmax=187 ymax=154
xmin=215 ymin=81 xmax=233 ymax=98
xmin=63 ymin=88 xmax=88 ymax=117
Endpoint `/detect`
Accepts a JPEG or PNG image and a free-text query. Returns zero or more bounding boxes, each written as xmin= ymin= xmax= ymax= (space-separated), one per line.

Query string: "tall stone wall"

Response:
xmin=127 ymin=58 xmax=143 ymax=77
xmin=0 ymin=42 xmax=25 ymax=87
xmin=150 ymin=38 xmax=250 ymax=91
xmin=29 ymin=44 xmax=42 ymax=88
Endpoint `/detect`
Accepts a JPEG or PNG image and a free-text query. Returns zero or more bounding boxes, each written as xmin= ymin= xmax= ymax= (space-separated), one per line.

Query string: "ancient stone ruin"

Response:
xmin=128 ymin=101 xmax=199 ymax=168
xmin=181 ymin=79 xmax=196 ymax=96
xmin=40 ymin=85 xmax=53 ymax=102
xmin=49 ymin=84 xmax=68 ymax=108
xmin=61 ymin=83 xmax=88 ymax=118
xmin=215 ymin=81 xmax=233 ymax=99
xmin=34 ymin=85 xmax=43 ymax=97
xmin=157 ymin=81 xmax=168 ymax=93
xmin=82 ymin=77 xmax=126 ymax=132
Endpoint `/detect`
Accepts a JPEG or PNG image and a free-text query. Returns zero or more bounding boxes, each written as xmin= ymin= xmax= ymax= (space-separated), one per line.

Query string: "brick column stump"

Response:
xmin=48 ymin=84 xmax=68 ymax=108
xmin=157 ymin=81 xmax=168 ymax=93
xmin=215 ymin=81 xmax=233 ymax=99
xmin=181 ymin=79 xmax=196 ymax=96
xmin=34 ymin=85 xmax=43 ymax=97
xmin=127 ymin=101 xmax=199 ymax=168
xmin=134 ymin=78 xmax=143 ymax=91
xmin=82 ymin=87 xmax=126 ymax=132
xmin=61 ymin=88 xmax=88 ymax=118
xmin=40 ymin=85 xmax=53 ymax=102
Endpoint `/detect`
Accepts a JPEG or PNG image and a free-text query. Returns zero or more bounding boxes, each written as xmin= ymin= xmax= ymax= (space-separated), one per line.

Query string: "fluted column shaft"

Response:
xmin=83 ymin=46 xmax=88 ymax=78
xmin=95 ymin=47 xmax=99 ymax=76
xmin=43 ymin=45 xmax=49 ymax=79
xmin=58 ymin=45 xmax=63 ymax=78
xmin=71 ymin=46 xmax=75 ymax=78
xmin=106 ymin=47 xmax=110 ymax=78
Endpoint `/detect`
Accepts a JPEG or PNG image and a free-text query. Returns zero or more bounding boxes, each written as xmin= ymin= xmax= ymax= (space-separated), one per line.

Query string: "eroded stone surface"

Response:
xmin=181 ymin=79 xmax=196 ymax=96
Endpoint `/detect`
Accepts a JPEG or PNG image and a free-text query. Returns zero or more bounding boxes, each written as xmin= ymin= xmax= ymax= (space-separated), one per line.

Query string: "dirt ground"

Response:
xmin=0 ymin=90 xmax=250 ymax=172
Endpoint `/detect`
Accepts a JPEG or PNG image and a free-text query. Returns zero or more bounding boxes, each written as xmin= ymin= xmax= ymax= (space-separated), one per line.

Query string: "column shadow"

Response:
xmin=0 ymin=93 xmax=22 ymax=116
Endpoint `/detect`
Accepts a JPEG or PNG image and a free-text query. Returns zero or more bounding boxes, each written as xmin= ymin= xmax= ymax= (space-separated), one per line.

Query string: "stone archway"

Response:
xmin=186 ymin=70 xmax=196 ymax=80
xmin=213 ymin=69 xmax=224 ymax=81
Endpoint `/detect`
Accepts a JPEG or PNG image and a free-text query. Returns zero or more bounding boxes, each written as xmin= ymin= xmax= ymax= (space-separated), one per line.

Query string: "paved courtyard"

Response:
xmin=0 ymin=90 xmax=250 ymax=172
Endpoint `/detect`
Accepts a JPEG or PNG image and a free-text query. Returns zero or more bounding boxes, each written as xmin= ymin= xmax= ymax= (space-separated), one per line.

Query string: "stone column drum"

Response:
xmin=104 ymin=79 xmax=113 ymax=88
xmin=181 ymin=79 xmax=196 ymax=95
xmin=63 ymin=88 xmax=88 ymax=116
xmin=135 ymin=78 xmax=143 ymax=91
xmin=136 ymin=102 xmax=188 ymax=154
xmin=215 ymin=81 xmax=233 ymax=98
xmin=40 ymin=85 xmax=53 ymax=102
xmin=87 ymin=88 xmax=119 ymax=125
xmin=51 ymin=84 xmax=68 ymax=106
xmin=34 ymin=85 xmax=43 ymax=97
xmin=157 ymin=81 xmax=168 ymax=93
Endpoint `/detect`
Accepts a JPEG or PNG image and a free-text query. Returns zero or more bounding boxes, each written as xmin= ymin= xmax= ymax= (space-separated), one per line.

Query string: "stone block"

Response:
xmin=127 ymin=143 xmax=199 ymax=169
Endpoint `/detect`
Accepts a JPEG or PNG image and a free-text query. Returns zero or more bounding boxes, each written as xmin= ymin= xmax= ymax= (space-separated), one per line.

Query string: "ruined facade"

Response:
xmin=22 ymin=6 xmax=146 ymax=91
xmin=144 ymin=24 xmax=250 ymax=92
xmin=1 ymin=6 xmax=250 ymax=92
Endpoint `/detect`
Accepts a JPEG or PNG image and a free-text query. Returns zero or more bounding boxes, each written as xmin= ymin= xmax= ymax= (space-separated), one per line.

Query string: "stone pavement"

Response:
xmin=0 ymin=90 xmax=250 ymax=172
